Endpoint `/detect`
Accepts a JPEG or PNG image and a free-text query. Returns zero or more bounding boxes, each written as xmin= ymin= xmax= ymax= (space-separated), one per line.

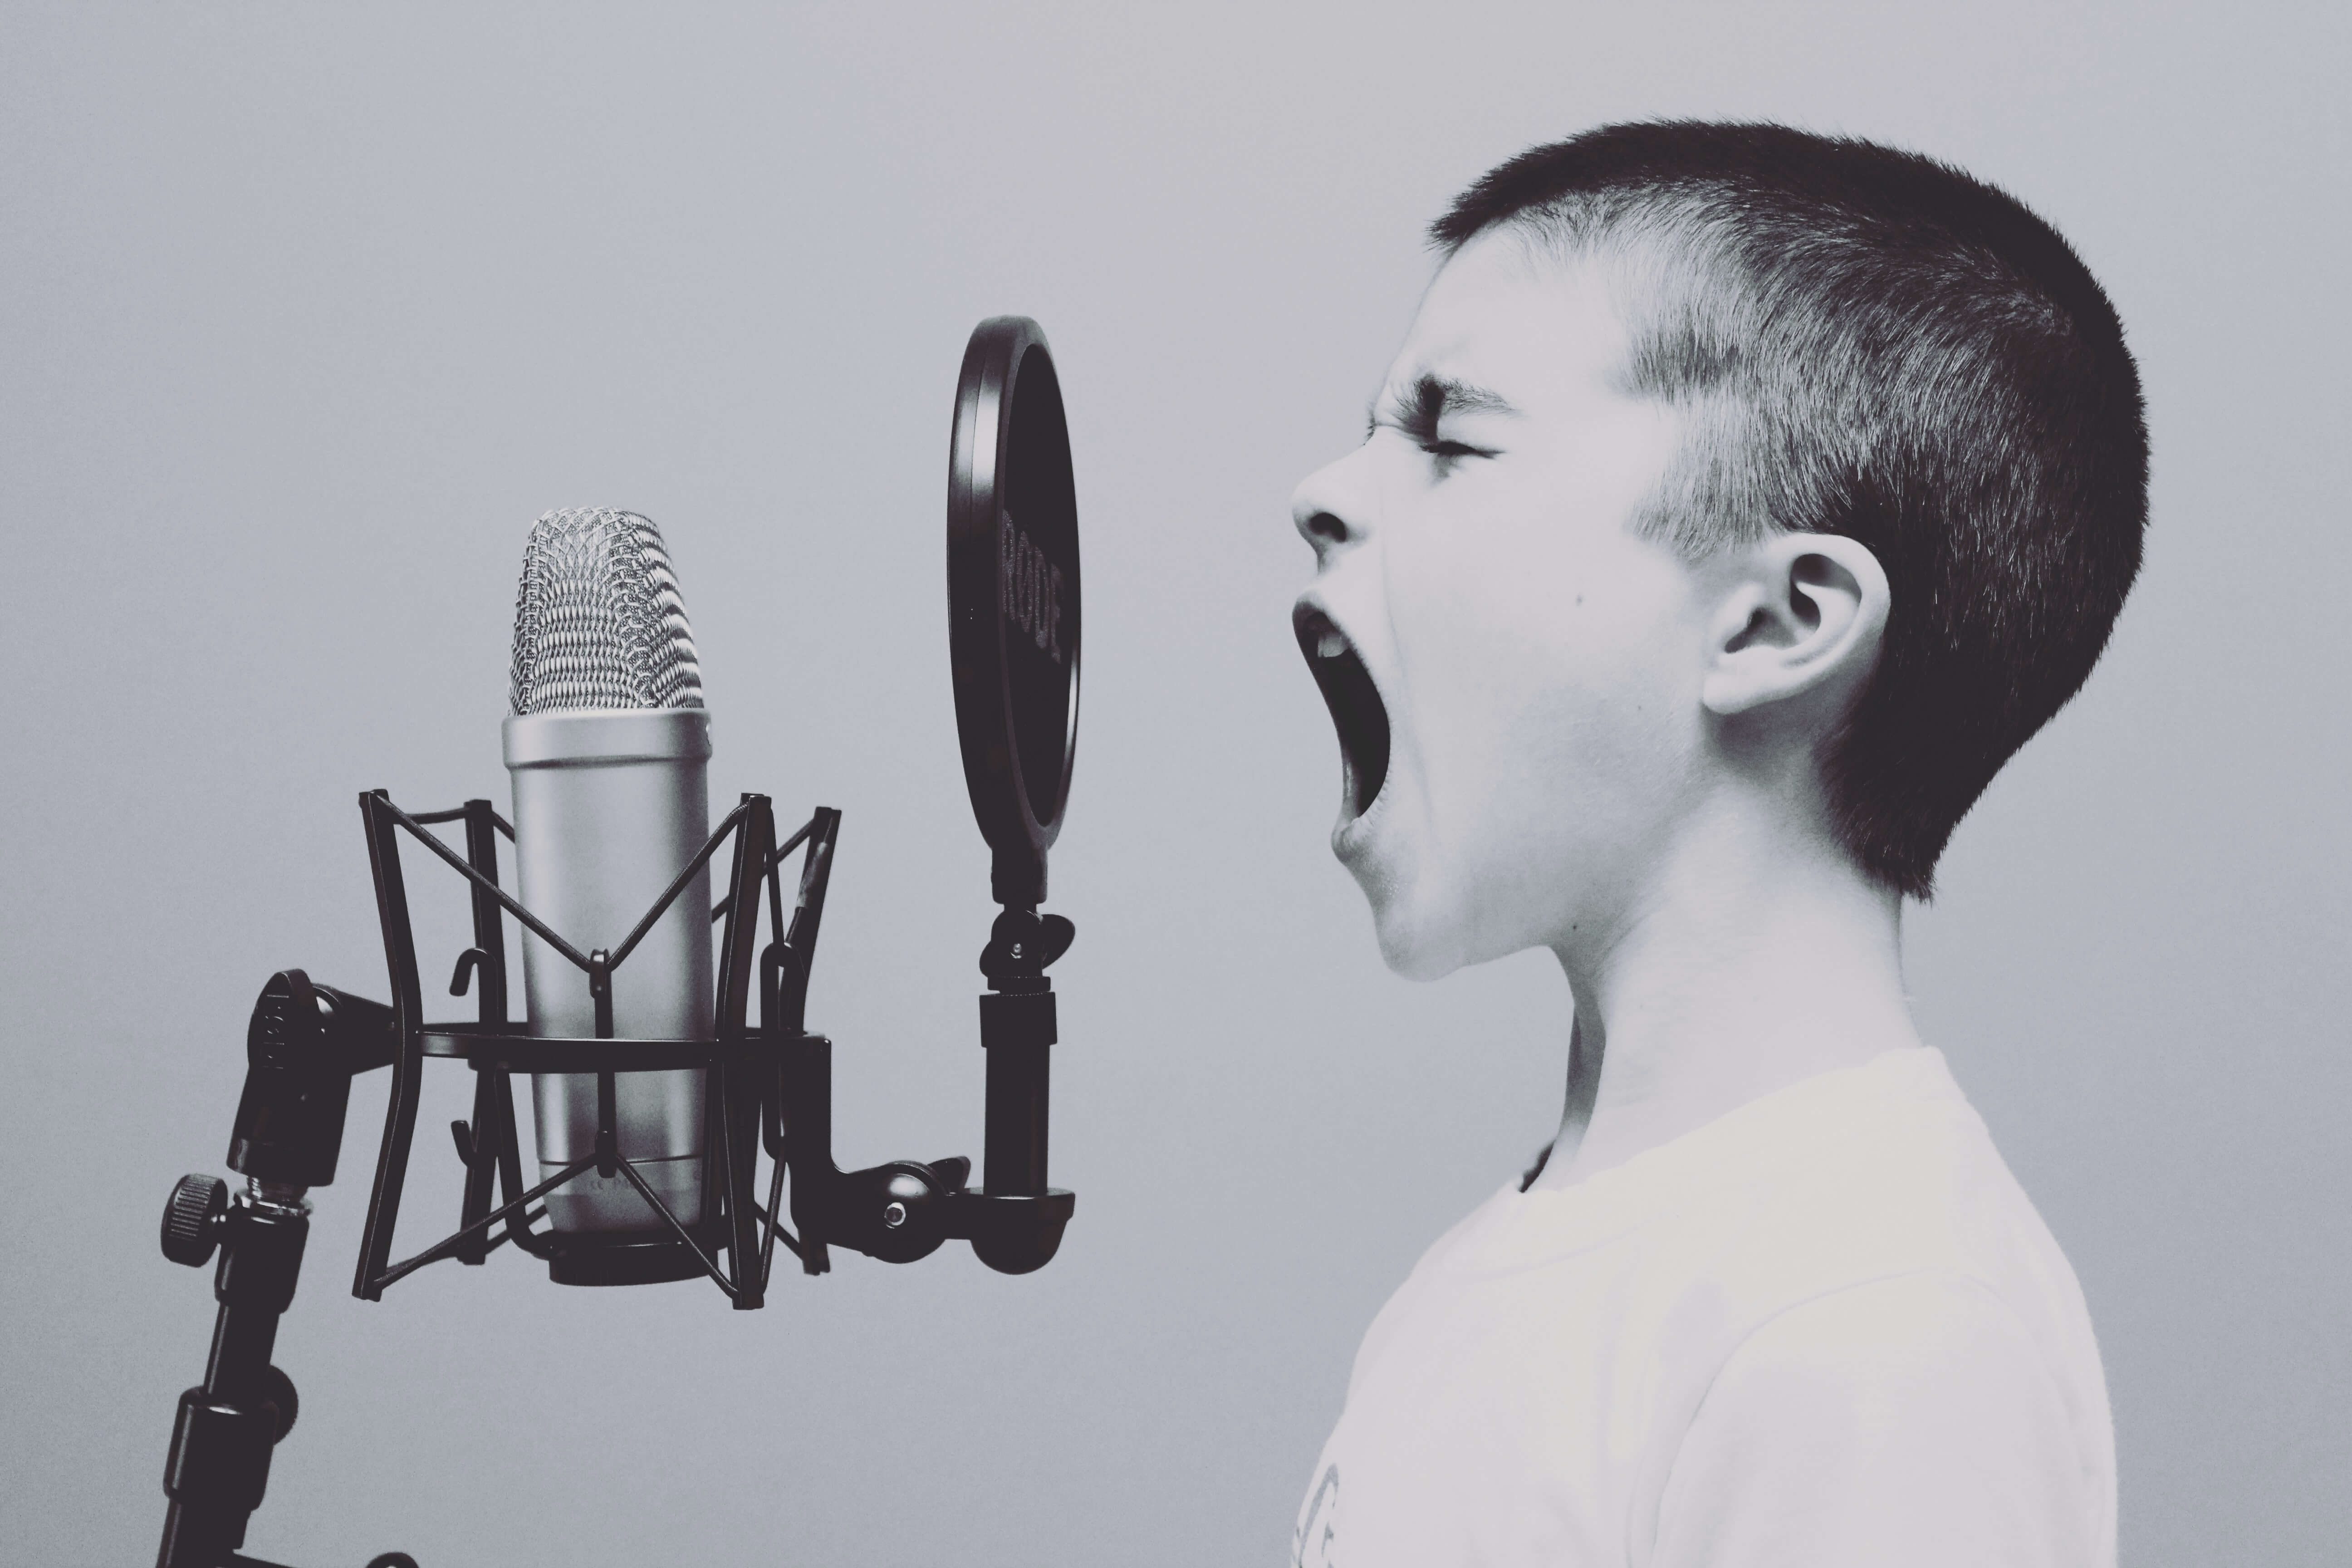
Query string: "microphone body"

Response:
xmin=506 ymin=710 xmax=713 ymax=1232
xmin=503 ymin=507 xmax=714 ymax=1236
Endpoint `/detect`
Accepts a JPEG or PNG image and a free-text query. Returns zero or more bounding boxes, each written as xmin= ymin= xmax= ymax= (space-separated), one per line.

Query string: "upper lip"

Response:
xmin=1294 ymin=599 xmax=1392 ymax=823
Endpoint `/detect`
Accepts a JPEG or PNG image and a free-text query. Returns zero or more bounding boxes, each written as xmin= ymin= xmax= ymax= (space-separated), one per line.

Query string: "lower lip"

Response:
xmin=1332 ymin=785 xmax=1389 ymax=862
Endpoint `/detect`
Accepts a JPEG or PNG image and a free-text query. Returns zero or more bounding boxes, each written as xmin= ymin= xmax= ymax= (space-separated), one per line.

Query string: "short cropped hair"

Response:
xmin=1435 ymin=122 xmax=2148 ymax=897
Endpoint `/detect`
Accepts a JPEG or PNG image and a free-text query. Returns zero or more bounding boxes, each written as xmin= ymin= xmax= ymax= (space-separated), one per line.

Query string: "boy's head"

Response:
xmin=1293 ymin=122 xmax=2146 ymax=975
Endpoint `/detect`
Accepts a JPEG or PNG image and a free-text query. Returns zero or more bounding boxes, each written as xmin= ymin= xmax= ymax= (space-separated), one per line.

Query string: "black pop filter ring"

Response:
xmin=947 ymin=317 xmax=1080 ymax=907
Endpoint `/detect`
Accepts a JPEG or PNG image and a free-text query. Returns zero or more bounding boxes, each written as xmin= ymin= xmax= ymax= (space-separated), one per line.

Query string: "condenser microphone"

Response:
xmin=504 ymin=508 xmax=714 ymax=1236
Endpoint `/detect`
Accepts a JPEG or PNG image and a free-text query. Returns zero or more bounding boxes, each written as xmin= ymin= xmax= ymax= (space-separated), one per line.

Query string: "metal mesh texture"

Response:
xmin=508 ymin=508 xmax=706 ymax=715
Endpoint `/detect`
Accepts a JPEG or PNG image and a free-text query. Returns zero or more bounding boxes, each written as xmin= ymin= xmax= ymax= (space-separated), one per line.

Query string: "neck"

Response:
xmin=1528 ymin=797 xmax=1918 ymax=1192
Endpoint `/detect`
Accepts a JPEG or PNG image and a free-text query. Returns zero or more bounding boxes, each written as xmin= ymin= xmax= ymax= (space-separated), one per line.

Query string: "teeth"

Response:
xmin=1317 ymin=630 xmax=1349 ymax=658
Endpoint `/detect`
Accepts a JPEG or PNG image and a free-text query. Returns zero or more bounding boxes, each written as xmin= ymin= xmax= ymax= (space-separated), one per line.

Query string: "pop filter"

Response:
xmin=947 ymin=316 xmax=1080 ymax=909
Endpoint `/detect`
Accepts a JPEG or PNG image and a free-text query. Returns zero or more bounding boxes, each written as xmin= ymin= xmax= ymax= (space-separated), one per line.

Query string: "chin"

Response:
xmin=1358 ymin=872 xmax=1473 ymax=982
xmin=1359 ymin=845 xmax=1576 ymax=980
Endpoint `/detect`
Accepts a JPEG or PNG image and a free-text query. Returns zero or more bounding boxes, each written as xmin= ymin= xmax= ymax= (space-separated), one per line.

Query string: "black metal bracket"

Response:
xmin=349 ymin=790 xmax=794 ymax=1307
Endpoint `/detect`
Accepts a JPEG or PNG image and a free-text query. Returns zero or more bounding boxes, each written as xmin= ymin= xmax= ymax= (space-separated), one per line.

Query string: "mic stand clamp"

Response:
xmin=773 ymin=886 xmax=1077 ymax=1279
xmin=966 ymin=903 xmax=1078 ymax=1273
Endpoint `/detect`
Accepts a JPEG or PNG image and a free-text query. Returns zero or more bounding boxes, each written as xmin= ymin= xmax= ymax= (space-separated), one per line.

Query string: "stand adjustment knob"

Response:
xmin=260 ymin=1363 xmax=299 ymax=1442
xmin=161 ymin=1173 xmax=227 ymax=1267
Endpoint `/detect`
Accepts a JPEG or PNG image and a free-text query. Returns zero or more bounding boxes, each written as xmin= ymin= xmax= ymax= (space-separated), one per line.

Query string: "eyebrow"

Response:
xmin=1367 ymin=373 xmax=1522 ymax=442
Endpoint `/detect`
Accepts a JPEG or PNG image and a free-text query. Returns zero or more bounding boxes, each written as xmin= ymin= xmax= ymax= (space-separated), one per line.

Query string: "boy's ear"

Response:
xmin=1700 ymin=533 xmax=1890 ymax=720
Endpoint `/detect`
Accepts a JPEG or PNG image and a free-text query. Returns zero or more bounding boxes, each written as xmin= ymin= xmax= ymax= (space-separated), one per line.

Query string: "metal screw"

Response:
xmin=246 ymin=1178 xmax=313 ymax=1216
xmin=882 ymin=1201 xmax=908 ymax=1230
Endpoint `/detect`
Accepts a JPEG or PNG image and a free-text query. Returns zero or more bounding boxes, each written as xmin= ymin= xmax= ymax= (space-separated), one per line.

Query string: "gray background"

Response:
xmin=3 ymin=4 xmax=2345 ymax=1564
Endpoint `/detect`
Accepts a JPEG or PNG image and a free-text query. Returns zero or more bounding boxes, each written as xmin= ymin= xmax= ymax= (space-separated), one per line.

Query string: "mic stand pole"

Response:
xmin=156 ymin=1177 xmax=403 ymax=1568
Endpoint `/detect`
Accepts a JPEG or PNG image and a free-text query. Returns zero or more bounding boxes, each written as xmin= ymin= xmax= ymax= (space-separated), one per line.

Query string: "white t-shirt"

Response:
xmin=1293 ymin=1048 xmax=2113 ymax=1568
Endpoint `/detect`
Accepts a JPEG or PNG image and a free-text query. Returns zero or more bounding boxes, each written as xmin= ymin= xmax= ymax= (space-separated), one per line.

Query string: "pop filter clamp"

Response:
xmin=148 ymin=317 xmax=1083 ymax=1568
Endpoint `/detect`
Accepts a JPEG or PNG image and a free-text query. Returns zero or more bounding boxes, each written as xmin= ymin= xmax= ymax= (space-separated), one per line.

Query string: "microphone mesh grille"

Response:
xmin=509 ymin=508 xmax=706 ymax=715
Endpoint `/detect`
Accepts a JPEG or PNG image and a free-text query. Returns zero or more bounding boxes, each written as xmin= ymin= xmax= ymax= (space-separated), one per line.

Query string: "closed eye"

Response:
xmin=1359 ymin=419 xmax=1494 ymax=466
xmin=1367 ymin=372 xmax=1513 ymax=474
xmin=1419 ymin=437 xmax=1496 ymax=474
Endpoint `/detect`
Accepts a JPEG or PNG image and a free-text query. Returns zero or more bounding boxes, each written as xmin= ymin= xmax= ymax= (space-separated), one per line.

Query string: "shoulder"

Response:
xmin=1629 ymin=1052 xmax=2116 ymax=1562
xmin=1661 ymin=1050 xmax=2097 ymax=1343
xmin=1653 ymin=1272 xmax=2113 ymax=1568
xmin=1700 ymin=1273 xmax=2082 ymax=1441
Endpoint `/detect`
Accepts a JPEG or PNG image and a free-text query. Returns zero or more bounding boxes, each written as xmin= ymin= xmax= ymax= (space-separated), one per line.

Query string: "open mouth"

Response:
xmin=1294 ymin=604 xmax=1391 ymax=821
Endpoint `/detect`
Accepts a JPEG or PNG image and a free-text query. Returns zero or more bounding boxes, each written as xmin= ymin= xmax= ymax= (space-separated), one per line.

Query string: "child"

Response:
xmin=1289 ymin=122 xmax=2143 ymax=1568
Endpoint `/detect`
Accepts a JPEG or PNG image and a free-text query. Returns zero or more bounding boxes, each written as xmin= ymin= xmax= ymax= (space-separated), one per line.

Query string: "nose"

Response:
xmin=1291 ymin=447 xmax=1372 ymax=564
